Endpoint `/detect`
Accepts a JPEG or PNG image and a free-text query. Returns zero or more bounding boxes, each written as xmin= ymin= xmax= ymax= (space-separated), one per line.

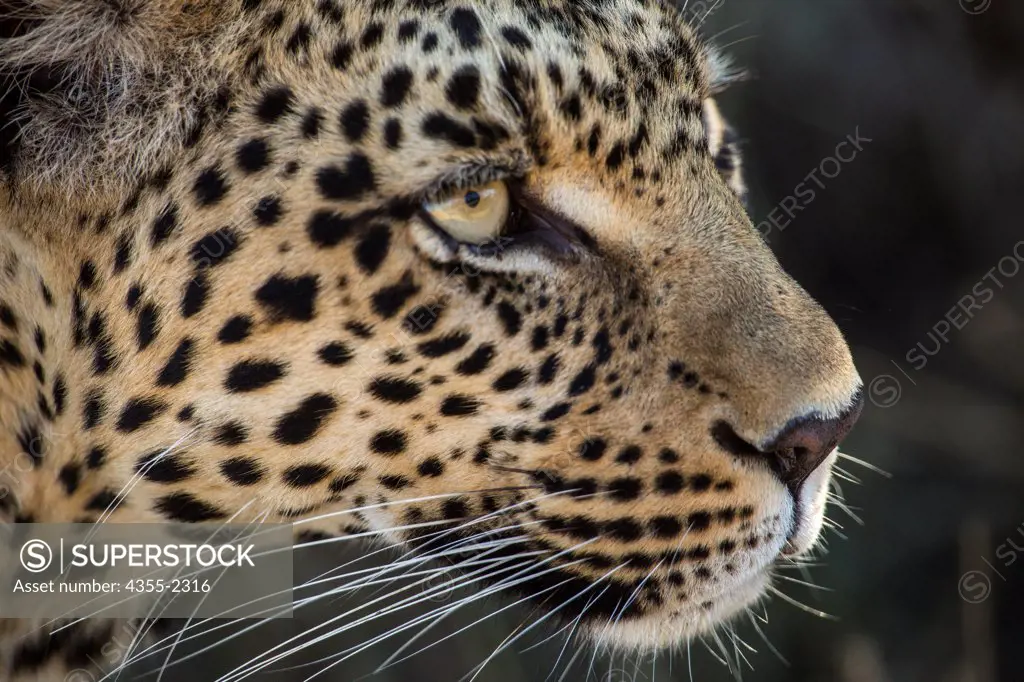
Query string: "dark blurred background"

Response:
xmin=151 ymin=1 xmax=1024 ymax=680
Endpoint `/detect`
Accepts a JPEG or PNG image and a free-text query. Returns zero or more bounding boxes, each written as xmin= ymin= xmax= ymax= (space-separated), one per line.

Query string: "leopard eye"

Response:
xmin=421 ymin=181 xmax=510 ymax=245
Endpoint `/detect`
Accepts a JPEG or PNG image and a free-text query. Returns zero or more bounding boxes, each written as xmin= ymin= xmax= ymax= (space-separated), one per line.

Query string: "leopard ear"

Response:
xmin=702 ymin=97 xmax=747 ymax=205
xmin=0 ymin=0 xmax=238 ymax=196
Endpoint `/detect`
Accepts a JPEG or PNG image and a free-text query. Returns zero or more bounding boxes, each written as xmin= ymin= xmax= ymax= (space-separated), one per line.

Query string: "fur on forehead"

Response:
xmin=0 ymin=0 xmax=732 ymax=199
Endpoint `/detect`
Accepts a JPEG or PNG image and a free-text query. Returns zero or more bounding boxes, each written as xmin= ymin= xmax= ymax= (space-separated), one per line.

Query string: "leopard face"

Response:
xmin=0 ymin=0 xmax=863 ymax=659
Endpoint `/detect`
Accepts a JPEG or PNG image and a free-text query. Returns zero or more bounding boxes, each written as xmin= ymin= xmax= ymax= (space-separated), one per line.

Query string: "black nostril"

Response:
xmin=712 ymin=389 xmax=865 ymax=494
xmin=763 ymin=389 xmax=864 ymax=493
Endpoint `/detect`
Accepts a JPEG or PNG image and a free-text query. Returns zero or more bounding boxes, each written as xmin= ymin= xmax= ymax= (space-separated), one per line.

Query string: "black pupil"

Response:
xmin=464 ymin=191 xmax=481 ymax=208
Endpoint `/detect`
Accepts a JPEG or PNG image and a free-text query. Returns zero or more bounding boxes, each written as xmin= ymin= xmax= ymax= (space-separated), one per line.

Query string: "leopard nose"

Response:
xmin=712 ymin=389 xmax=864 ymax=493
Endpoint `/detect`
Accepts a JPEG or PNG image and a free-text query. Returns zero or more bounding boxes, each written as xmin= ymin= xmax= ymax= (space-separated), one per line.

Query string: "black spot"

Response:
xmin=360 ymin=22 xmax=384 ymax=48
xmin=175 ymin=404 xmax=195 ymax=422
xmin=345 ymin=320 xmax=374 ymax=338
xmin=531 ymin=326 xmax=549 ymax=351
xmin=421 ymin=32 xmax=439 ymax=52
xmin=317 ymin=153 xmax=376 ymax=200
xmin=156 ymin=338 xmax=195 ymax=387
xmin=126 ymin=285 xmax=143 ymax=310
xmin=355 ymin=223 xmax=392 ymax=273
xmin=689 ymin=512 xmax=712 ymax=531
xmin=538 ymin=353 xmax=560 ymax=384
xmin=442 ymin=498 xmax=469 ymax=520
xmin=52 ymin=375 xmax=67 ymax=415
xmin=370 ymin=429 xmax=407 ymax=455
xmin=369 ymin=376 xmax=423 ymax=403
xmin=403 ymin=304 xmax=443 ymax=335
xmin=58 ymin=463 xmax=80 ymax=494
xmin=236 ymin=138 xmax=272 ymax=174
xmin=308 ymin=210 xmax=354 ymax=248
xmin=309 ymin=341 xmax=352 ymax=369
xmin=0 ymin=303 xmax=17 ymax=331
xmin=540 ymin=402 xmax=570 ymax=422
xmin=113 ymin=233 xmax=134 ymax=273
xmin=155 ymin=492 xmax=226 ymax=522
xmin=398 ymin=18 xmax=420 ymax=41
xmin=256 ymin=274 xmax=319 ymax=322
xmin=83 ymin=392 xmax=105 ymax=429
xmin=273 ymin=393 xmax=338 ymax=445
xmin=340 ymin=101 xmax=370 ymax=142
xmin=329 ymin=472 xmax=359 ymax=493
xmin=568 ymin=364 xmax=597 ymax=396
xmin=381 ymin=67 xmax=414 ymax=107
xmin=690 ymin=473 xmax=713 ymax=492
xmin=181 ymin=272 xmax=210 ymax=318
xmin=86 ymin=445 xmax=107 ymax=469
xmin=371 ymin=274 xmax=419 ymax=318
xmin=255 ymin=86 xmax=294 ymax=122
xmin=658 ymin=448 xmax=679 ymax=464
xmin=137 ymin=303 xmax=159 ymax=350
xmin=493 ymin=368 xmax=529 ymax=392
xmin=78 ymin=261 xmax=97 ymax=290
xmin=593 ymin=328 xmax=613 ymax=364
xmin=422 ymin=113 xmax=475 ymax=147
xmin=500 ymin=26 xmax=532 ymax=49
xmin=440 ymin=394 xmax=480 ymax=416
xmin=301 ymin=107 xmax=323 ymax=138
xmin=286 ymin=22 xmax=312 ymax=54
xmin=191 ymin=228 xmax=241 ymax=269
xmin=331 ymin=41 xmax=354 ymax=69
xmin=116 ymin=397 xmax=167 ymax=433
xmin=578 ymin=438 xmax=607 ymax=461
xmin=218 ymin=315 xmax=253 ymax=344
xmin=151 ymin=204 xmax=179 ymax=246
xmin=86 ymin=489 xmax=123 ymax=513
xmin=254 ymin=196 xmax=283 ymax=226
xmin=220 ymin=457 xmax=264 ymax=486
xmin=214 ymin=422 xmax=249 ymax=446
xmin=225 ymin=359 xmax=287 ymax=392
xmin=605 ymin=518 xmax=642 ymax=542
xmin=656 ymin=471 xmax=685 ymax=494
xmin=560 ymin=94 xmax=583 ymax=122
xmin=445 ymin=66 xmax=481 ymax=109
xmin=616 ymin=445 xmax=642 ymax=464
xmin=380 ymin=475 xmax=410 ymax=490
xmin=449 ymin=7 xmax=482 ymax=49
xmin=418 ymin=331 xmax=470 ymax=358
xmin=193 ymin=166 xmax=229 ymax=206
xmin=413 ymin=457 xmax=443 ymax=478
xmin=605 ymin=143 xmax=626 ymax=171
xmin=607 ymin=477 xmax=642 ymax=501
xmin=456 ymin=344 xmax=495 ymax=375
xmin=495 ymin=301 xmax=522 ymax=337
xmin=136 ymin=450 xmax=195 ymax=483
xmin=284 ymin=463 xmax=332 ymax=487
xmin=587 ymin=126 xmax=601 ymax=156
xmin=384 ymin=118 xmax=403 ymax=149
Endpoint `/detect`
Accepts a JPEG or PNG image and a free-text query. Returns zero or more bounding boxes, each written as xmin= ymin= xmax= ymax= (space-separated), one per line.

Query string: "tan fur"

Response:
xmin=0 ymin=0 xmax=861 ymax=676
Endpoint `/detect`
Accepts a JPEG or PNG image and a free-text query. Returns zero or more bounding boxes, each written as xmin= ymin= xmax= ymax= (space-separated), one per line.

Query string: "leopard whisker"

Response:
xmin=836 ymin=451 xmax=891 ymax=478
xmin=237 ymin=554 xmax=595 ymax=682
xmin=746 ymin=606 xmax=790 ymax=666
xmin=216 ymin=536 xmax=598 ymax=681
xmin=460 ymin=563 xmax=627 ymax=682
xmin=765 ymin=585 xmax=838 ymax=620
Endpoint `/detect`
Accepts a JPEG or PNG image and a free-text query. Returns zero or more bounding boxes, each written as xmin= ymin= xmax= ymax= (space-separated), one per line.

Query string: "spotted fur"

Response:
xmin=0 ymin=0 xmax=862 ymax=677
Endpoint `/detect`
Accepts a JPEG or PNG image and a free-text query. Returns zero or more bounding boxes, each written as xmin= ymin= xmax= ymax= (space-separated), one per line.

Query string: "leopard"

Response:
xmin=0 ymin=0 xmax=865 ymax=678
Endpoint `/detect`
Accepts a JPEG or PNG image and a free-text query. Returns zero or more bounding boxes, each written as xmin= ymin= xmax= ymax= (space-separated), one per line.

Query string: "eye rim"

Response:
xmin=418 ymin=179 xmax=595 ymax=261
xmin=420 ymin=180 xmax=513 ymax=248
